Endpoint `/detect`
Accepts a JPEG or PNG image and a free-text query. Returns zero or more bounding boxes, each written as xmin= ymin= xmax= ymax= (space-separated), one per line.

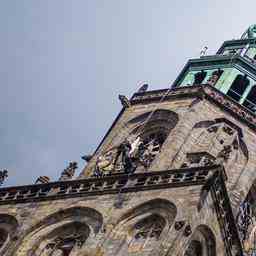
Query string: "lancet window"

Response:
xmin=34 ymin=222 xmax=89 ymax=256
xmin=129 ymin=214 xmax=166 ymax=251
xmin=193 ymin=70 xmax=207 ymax=85
xmin=206 ymin=69 xmax=223 ymax=87
xmin=226 ymin=74 xmax=250 ymax=102
xmin=243 ymin=86 xmax=256 ymax=113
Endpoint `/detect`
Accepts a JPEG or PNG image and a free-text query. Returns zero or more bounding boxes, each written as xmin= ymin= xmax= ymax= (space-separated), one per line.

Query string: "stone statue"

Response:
xmin=118 ymin=95 xmax=131 ymax=108
xmin=0 ymin=169 xmax=8 ymax=186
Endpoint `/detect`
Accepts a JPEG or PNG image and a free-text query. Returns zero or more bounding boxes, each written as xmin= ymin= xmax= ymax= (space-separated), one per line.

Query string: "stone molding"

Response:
xmin=131 ymin=85 xmax=256 ymax=132
xmin=0 ymin=165 xmax=219 ymax=205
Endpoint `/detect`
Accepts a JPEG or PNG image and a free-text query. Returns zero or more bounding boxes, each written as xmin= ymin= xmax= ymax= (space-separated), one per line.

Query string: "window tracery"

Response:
xmin=128 ymin=214 xmax=166 ymax=252
xmin=34 ymin=222 xmax=89 ymax=256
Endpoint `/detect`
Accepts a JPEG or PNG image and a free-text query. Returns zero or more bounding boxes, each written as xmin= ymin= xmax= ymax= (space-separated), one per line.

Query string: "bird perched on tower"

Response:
xmin=137 ymin=83 xmax=148 ymax=93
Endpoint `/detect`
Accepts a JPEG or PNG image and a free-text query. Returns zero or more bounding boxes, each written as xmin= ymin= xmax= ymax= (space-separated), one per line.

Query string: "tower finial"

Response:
xmin=241 ymin=24 xmax=256 ymax=39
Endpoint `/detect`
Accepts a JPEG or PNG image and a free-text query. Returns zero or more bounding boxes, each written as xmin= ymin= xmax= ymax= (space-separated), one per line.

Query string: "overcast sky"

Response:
xmin=1 ymin=0 xmax=256 ymax=187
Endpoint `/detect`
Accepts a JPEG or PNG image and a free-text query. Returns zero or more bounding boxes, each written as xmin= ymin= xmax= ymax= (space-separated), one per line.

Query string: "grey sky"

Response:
xmin=1 ymin=0 xmax=256 ymax=186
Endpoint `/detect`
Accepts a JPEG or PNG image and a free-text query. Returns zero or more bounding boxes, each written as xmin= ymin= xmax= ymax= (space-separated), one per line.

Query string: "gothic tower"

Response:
xmin=1 ymin=25 xmax=256 ymax=256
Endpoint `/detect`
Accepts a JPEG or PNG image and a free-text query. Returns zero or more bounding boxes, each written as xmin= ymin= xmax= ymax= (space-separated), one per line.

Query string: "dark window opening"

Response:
xmin=226 ymin=74 xmax=249 ymax=101
xmin=243 ymin=86 xmax=256 ymax=112
xmin=0 ymin=228 xmax=8 ymax=249
xmin=193 ymin=70 xmax=207 ymax=85
xmin=207 ymin=69 xmax=224 ymax=86
xmin=184 ymin=240 xmax=203 ymax=256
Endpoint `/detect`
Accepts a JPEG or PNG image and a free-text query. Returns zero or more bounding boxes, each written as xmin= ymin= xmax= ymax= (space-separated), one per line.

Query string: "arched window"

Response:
xmin=14 ymin=207 xmax=103 ymax=256
xmin=113 ymin=199 xmax=177 ymax=255
xmin=207 ymin=69 xmax=223 ymax=86
xmin=243 ymin=86 xmax=256 ymax=112
xmin=183 ymin=225 xmax=216 ymax=256
xmin=132 ymin=214 xmax=166 ymax=244
xmin=93 ymin=109 xmax=179 ymax=176
xmin=36 ymin=222 xmax=89 ymax=256
xmin=193 ymin=70 xmax=207 ymax=85
xmin=0 ymin=214 xmax=18 ymax=254
xmin=226 ymin=74 xmax=250 ymax=102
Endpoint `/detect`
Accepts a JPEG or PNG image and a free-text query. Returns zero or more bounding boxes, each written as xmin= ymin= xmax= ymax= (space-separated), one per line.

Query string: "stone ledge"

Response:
xmin=131 ymin=85 xmax=256 ymax=132
xmin=0 ymin=165 xmax=220 ymax=205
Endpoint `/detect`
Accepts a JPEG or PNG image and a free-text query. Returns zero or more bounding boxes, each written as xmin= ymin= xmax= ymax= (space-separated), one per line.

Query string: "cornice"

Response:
xmin=217 ymin=38 xmax=256 ymax=54
xmin=0 ymin=165 xmax=220 ymax=205
xmin=131 ymin=85 xmax=256 ymax=132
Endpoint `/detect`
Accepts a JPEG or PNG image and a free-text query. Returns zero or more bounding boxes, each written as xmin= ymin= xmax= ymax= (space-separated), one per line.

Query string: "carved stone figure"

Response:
xmin=118 ymin=95 xmax=131 ymax=108
xmin=94 ymin=133 xmax=164 ymax=177
xmin=59 ymin=162 xmax=77 ymax=181
xmin=237 ymin=201 xmax=253 ymax=243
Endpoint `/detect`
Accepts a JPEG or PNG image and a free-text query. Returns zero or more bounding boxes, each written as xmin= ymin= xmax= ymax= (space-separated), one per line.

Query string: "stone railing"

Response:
xmin=0 ymin=166 xmax=218 ymax=205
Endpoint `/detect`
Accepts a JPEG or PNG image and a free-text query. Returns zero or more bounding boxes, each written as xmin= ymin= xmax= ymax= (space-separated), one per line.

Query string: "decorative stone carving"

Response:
xmin=184 ymin=225 xmax=192 ymax=237
xmin=59 ymin=162 xmax=77 ymax=181
xmin=118 ymin=95 xmax=131 ymax=108
xmin=237 ymin=201 xmax=252 ymax=243
xmin=0 ymin=170 xmax=8 ymax=186
xmin=94 ymin=132 xmax=165 ymax=177
xmin=35 ymin=223 xmax=89 ymax=256
xmin=128 ymin=214 xmax=166 ymax=252
xmin=35 ymin=176 xmax=50 ymax=184
xmin=181 ymin=152 xmax=215 ymax=168
xmin=174 ymin=221 xmax=185 ymax=231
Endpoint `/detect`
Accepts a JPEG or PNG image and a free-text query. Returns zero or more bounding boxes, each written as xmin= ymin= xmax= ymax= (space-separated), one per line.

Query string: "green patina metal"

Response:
xmin=174 ymin=25 xmax=256 ymax=113
xmin=242 ymin=24 xmax=256 ymax=39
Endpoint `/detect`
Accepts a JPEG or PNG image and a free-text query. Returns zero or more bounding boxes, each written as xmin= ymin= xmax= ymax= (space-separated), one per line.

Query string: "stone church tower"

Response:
xmin=1 ymin=25 xmax=256 ymax=256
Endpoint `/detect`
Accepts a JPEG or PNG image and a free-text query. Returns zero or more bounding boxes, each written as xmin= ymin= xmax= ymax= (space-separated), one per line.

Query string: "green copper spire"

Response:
xmin=173 ymin=24 xmax=256 ymax=114
xmin=241 ymin=24 xmax=256 ymax=39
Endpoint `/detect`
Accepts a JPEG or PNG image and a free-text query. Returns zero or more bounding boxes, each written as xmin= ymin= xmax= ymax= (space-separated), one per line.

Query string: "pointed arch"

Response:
xmin=112 ymin=198 xmax=177 ymax=255
xmin=0 ymin=214 xmax=18 ymax=254
xmin=13 ymin=207 xmax=103 ymax=256
xmin=118 ymin=198 xmax=177 ymax=225
xmin=184 ymin=225 xmax=216 ymax=256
